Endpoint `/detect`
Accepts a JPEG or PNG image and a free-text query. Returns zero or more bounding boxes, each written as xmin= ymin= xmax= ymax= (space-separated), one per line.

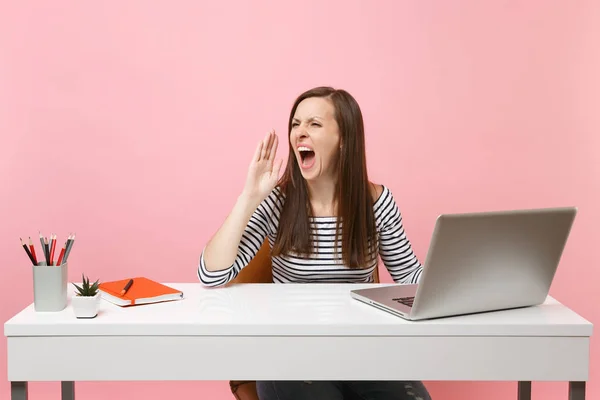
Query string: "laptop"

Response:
xmin=350 ymin=206 xmax=577 ymax=320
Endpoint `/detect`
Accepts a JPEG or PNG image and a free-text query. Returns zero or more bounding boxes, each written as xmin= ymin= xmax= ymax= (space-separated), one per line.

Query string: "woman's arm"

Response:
xmin=198 ymin=130 xmax=283 ymax=287
xmin=375 ymin=185 xmax=423 ymax=284
xmin=201 ymin=193 xmax=264 ymax=272
xmin=198 ymin=190 xmax=278 ymax=287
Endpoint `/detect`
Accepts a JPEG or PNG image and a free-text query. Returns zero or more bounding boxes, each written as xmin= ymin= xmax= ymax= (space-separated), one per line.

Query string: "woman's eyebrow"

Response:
xmin=293 ymin=116 xmax=322 ymax=122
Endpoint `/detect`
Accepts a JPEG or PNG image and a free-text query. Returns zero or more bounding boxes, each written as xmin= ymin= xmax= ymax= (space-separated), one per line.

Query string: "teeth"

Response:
xmin=298 ymin=146 xmax=312 ymax=152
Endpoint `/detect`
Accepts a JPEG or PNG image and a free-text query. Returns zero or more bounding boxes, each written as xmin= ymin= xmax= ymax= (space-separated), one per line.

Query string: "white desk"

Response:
xmin=4 ymin=283 xmax=593 ymax=400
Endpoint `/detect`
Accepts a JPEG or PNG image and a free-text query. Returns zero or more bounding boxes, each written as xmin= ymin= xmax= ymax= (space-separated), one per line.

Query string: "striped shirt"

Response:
xmin=197 ymin=185 xmax=423 ymax=287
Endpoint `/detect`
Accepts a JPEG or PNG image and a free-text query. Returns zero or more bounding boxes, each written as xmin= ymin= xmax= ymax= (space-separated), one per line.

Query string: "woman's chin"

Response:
xmin=300 ymin=170 xmax=315 ymax=180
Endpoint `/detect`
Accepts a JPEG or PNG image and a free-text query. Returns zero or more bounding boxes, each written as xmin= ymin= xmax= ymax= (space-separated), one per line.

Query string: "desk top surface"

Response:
xmin=4 ymin=283 xmax=593 ymax=337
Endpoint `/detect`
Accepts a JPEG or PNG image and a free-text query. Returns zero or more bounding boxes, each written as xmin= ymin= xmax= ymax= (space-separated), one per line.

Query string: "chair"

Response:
xmin=226 ymin=239 xmax=380 ymax=400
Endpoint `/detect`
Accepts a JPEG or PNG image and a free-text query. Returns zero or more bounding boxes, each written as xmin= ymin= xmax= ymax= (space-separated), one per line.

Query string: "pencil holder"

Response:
xmin=32 ymin=261 xmax=68 ymax=312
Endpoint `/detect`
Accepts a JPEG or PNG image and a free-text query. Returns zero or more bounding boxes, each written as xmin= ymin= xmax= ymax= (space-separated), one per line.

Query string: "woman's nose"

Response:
xmin=296 ymin=125 xmax=308 ymax=138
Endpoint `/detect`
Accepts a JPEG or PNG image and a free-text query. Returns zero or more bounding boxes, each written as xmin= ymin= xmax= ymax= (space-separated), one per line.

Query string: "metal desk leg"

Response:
xmin=569 ymin=381 xmax=585 ymax=400
xmin=62 ymin=381 xmax=75 ymax=400
xmin=11 ymin=382 xmax=28 ymax=400
xmin=518 ymin=381 xmax=531 ymax=400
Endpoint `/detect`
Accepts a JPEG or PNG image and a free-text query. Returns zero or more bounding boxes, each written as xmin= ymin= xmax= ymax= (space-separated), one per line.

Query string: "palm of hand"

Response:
xmin=245 ymin=130 xmax=283 ymax=201
xmin=250 ymin=157 xmax=277 ymax=193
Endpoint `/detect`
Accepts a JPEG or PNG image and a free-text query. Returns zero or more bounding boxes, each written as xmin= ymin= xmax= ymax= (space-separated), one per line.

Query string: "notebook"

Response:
xmin=99 ymin=277 xmax=184 ymax=306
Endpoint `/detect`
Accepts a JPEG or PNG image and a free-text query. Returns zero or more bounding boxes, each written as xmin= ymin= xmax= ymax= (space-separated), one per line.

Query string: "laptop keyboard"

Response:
xmin=392 ymin=296 xmax=414 ymax=307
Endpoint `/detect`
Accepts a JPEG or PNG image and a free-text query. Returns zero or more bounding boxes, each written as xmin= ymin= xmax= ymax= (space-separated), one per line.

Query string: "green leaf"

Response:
xmin=73 ymin=275 xmax=101 ymax=296
xmin=90 ymin=281 xmax=99 ymax=295
xmin=72 ymin=282 xmax=84 ymax=295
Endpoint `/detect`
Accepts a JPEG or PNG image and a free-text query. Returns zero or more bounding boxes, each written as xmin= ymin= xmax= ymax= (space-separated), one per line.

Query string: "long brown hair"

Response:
xmin=271 ymin=86 xmax=378 ymax=268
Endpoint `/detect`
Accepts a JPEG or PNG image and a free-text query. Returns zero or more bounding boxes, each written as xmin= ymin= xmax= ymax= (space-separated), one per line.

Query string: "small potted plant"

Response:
xmin=71 ymin=274 xmax=101 ymax=318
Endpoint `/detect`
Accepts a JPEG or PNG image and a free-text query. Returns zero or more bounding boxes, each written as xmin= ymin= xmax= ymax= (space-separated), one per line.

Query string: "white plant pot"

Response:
xmin=71 ymin=292 xmax=100 ymax=318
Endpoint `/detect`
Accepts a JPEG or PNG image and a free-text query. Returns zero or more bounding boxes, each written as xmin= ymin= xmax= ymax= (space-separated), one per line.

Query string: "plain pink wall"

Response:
xmin=1 ymin=1 xmax=598 ymax=399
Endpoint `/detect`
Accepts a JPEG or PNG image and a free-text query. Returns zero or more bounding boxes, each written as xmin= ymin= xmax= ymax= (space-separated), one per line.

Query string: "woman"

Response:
xmin=198 ymin=86 xmax=432 ymax=400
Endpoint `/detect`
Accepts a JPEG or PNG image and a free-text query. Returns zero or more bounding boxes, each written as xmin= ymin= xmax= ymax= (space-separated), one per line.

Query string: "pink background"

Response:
xmin=1 ymin=1 xmax=598 ymax=399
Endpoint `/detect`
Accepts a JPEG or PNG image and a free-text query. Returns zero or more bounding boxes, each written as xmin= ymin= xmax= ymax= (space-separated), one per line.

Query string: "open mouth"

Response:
xmin=298 ymin=146 xmax=316 ymax=168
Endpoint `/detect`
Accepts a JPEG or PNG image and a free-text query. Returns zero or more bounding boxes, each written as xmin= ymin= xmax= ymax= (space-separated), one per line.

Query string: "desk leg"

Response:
xmin=518 ymin=381 xmax=531 ymax=400
xmin=569 ymin=381 xmax=585 ymax=400
xmin=11 ymin=381 xmax=28 ymax=400
xmin=61 ymin=381 xmax=75 ymax=400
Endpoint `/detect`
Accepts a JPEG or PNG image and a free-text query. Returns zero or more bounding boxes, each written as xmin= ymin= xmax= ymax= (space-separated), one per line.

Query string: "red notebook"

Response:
xmin=99 ymin=277 xmax=183 ymax=306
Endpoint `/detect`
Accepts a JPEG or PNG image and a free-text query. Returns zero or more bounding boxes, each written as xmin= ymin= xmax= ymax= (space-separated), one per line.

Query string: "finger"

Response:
xmin=268 ymin=133 xmax=278 ymax=161
xmin=253 ymin=140 xmax=263 ymax=163
xmin=264 ymin=129 xmax=275 ymax=158
xmin=260 ymin=132 xmax=270 ymax=160
xmin=273 ymin=158 xmax=284 ymax=178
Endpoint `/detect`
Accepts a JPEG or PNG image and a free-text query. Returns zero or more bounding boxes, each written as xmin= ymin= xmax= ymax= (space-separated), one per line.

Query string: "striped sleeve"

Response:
xmin=375 ymin=187 xmax=423 ymax=284
xmin=197 ymin=189 xmax=280 ymax=287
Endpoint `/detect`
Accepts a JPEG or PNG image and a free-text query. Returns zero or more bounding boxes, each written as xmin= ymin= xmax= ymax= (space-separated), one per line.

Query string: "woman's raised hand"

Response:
xmin=242 ymin=130 xmax=283 ymax=203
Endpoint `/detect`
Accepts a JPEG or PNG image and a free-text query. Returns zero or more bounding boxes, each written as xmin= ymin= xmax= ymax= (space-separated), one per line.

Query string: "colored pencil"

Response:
xmin=63 ymin=233 xmax=76 ymax=263
xmin=49 ymin=233 xmax=57 ymax=265
xmin=43 ymin=237 xmax=50 ymax=265
xmin=39 ymin=232 xmax=47 ymax=263
xmin=63 ymin=234 xmax=72 ymax=260
xmin=28 ymin=237 xmax=37 ymax=264
xmin=21 ymin=238 xmax=36 ymax=265
xmin=56 ymin=245 xmax=66 ymax=266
